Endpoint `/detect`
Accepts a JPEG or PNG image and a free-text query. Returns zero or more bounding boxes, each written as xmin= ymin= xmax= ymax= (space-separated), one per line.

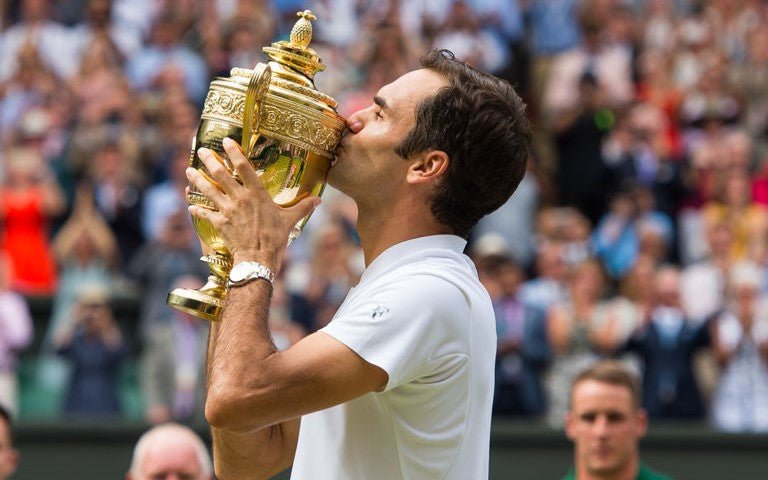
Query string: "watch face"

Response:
xmin=229 ymin=263 xmax=250 ymax=283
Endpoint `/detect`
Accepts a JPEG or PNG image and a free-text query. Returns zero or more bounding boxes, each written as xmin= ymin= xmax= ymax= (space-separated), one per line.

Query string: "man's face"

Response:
xmin=329 ymin=69 xmax=448 ymax=201
xmin=0 ymin=420 xmax=18 ymax=480
xmin=566 ymin=380 xmax=647 ymax=478
xmin=137 ymin=442 xmax=205 ymax=480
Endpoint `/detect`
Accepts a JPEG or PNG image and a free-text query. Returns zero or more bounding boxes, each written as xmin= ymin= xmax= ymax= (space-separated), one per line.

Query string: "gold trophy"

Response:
xmin=166 ymin=10 xmax=346 ymax=321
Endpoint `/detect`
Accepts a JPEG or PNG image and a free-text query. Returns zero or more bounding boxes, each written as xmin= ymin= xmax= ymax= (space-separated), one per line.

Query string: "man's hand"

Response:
xmin=185 ymin=137 xmax=320 ymax=269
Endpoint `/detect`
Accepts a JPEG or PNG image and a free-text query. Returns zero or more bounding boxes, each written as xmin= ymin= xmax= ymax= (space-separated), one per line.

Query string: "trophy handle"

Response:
xmin=242 ymin=63 xmax=272 ymax=158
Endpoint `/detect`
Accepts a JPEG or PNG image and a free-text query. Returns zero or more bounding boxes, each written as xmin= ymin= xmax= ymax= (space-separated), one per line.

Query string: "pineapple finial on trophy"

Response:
xmin=291 ymin=10 xmax=317 ymax=48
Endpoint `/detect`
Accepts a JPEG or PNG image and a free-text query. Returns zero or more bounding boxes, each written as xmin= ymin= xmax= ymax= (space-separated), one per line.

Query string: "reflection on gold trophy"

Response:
xmin=166 ymin=11 xmax=346 ymax=321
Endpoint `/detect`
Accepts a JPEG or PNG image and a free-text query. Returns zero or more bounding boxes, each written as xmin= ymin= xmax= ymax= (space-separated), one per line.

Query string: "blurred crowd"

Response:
xmin=0 ymin=0 xmax=767 ymax=434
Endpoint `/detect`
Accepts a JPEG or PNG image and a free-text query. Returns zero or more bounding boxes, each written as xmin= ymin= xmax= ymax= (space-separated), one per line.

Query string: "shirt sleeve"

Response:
xmin=321 ymin=274 xmax=470 ymax=391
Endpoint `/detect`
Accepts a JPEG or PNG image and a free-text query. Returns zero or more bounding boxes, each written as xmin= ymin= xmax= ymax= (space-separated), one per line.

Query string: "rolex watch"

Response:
xmin=228 ymin=261 xmax=275 ymax=288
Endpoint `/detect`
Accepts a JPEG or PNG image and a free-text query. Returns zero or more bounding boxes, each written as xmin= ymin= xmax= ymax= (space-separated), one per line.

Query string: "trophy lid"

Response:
xmin=263 ymin=10 xmax=325 ymax=79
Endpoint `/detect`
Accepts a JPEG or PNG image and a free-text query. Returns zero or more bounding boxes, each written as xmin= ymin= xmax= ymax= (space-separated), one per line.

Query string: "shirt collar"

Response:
xmin=359 ymin=234 xmax=467 ymax=284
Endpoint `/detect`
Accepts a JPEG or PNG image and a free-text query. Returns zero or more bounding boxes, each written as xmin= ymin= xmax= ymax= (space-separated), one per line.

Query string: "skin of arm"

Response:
xmin=187 ymin=139 xmax=388 ymax=479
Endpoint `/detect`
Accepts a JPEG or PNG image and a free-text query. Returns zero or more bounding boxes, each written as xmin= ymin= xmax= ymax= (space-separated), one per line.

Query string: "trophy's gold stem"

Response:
xmin=166 ymin=252 xmax=231 ymax=322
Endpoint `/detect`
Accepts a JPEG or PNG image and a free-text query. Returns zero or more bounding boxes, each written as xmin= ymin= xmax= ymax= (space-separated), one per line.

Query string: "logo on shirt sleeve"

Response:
xmin=372 ymin=305 xmax=390 ymax=319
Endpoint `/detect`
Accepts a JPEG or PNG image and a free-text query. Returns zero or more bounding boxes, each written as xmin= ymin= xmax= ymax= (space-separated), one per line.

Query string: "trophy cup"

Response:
xmin=166 ymin=10 xmax=346 ymax=321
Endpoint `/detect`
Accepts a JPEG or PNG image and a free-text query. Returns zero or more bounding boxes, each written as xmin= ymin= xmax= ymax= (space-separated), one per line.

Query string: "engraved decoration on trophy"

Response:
xmin=166 ymin=10 xmax=346 ymax=321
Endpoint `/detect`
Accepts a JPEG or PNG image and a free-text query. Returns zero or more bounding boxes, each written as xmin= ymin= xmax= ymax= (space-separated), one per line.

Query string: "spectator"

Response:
xmin=476 ymin=254 xmax=549 ymax=417
xmin=545 ymin=260 xmax=617 ymax=427
xmin=0 ymin=147 xmax=65 ymax=294
xmin=519 ymin=240 xmax=569 ymax=311
xmin=125 ymin=14 xmax=209 ymax=104
xmin=681 ymin=221 xmax=733 ymax=323
xmin=141 ymin=275 xmax=209 ymax=425
xmin=702 ymin=167 xmax=768 ymax=262
xmin=127 ymin=211 xmax=208 ymax=339
xmin=0 ymin=255 xmax=33 ymax=417
xmin=36 ymin=182 xmax=118 ymax=404
xmin=563 ymin=360 xmax=671 ymax=480
xmin=551 ymin=71 xmax=613 ymax=226
xmin=88 ymin=139 xmax=145 ymax=268
xmin=287 ymin=221 xmax=362 ymax=332
xmin=54 ymin=286 xmax=127 ymax=418
xmin=472 ymin=168 xmax=540 ymax=268
xmin=126 ymin=423 xmax=212 ymax=480
xmin=622 ymin=266 xmax=711 ymax=420
xmin=0 ymin=0 xmax=77 ymax=81
xmin=710 ymin=261 xmax=768 ymax=432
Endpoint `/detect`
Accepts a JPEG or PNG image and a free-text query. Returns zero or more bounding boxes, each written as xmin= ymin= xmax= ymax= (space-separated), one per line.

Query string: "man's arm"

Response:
xmin=189 ymin=139 xmax=387 ymax=479
xmin=205 ymin=275 xmax=387 ymax=479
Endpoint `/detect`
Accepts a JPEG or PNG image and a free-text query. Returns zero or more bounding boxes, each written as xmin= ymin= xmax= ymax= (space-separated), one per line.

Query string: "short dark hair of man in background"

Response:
xmin=563 ymin=361 xmax=671 ymax=480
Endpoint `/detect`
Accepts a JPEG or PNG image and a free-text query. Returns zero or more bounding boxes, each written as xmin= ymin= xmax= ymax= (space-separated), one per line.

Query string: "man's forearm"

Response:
xmin=205 ymin=279 xmax=300 ymax=478
xmin=206 ymin=278 xmax=279 ymax=429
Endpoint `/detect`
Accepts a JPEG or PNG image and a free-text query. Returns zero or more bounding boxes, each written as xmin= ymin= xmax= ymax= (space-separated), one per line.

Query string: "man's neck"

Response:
xmin=355 ymin=200 xmax=454 ymax=267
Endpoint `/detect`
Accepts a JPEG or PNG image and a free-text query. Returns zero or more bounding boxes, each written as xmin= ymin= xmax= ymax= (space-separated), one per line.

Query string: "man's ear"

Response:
xmin=635 ymin=408 xmax=648 ymax=438
xmin=565 ymin=411 xmax=576 ymax=441
xmin=406 ymin=150 xmax=449 ymax=185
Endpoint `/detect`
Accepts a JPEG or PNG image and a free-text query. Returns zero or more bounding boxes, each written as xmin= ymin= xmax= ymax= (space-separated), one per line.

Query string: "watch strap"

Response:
xmin=228 ymin=261 xmax=275 ymax=288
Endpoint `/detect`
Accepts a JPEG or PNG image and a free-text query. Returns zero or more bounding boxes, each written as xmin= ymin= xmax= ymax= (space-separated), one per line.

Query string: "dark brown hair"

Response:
xmin=395 ymin=50 xmax=531 ymax=238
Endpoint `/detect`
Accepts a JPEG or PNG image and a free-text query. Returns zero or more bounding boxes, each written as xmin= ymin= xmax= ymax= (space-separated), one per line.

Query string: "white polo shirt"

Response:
xmin=291 ymin=235 xmax=497 ymax=480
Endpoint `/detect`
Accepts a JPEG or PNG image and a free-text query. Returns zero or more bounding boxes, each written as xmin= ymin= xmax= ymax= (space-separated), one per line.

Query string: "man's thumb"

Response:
xmin=286 ymin=196 xmax=321 ymax=226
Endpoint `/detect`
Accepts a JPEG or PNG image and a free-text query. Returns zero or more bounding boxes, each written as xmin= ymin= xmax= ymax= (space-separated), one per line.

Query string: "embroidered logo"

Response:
xmin=372 ymin=305 xmax=390 ymax=319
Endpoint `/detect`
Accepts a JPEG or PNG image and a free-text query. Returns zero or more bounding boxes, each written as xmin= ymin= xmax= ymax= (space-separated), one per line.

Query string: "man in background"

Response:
xmin=563 ymin=361 xmax=671 ymax=480
xmin=126 ymin=423 xmax=212 ymax=480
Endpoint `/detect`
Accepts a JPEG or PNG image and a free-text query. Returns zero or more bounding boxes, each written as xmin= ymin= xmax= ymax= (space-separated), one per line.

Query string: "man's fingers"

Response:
xmin=197 ymin=147 xmax=244 ymax=194
xmin=222 ymin=137 xmax=269 ymax=199
xmin=186 ymin=165 xmax=228 ymax=208
xmin=188 ymin=203 xmax=221 ymax=227
xmin=283 ymin=196 xmax=321 ymax=230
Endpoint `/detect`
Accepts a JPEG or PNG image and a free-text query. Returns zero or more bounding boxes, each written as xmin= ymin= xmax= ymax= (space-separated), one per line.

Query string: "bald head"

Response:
xmin=127 ymin=423 xmax=212 ymax=480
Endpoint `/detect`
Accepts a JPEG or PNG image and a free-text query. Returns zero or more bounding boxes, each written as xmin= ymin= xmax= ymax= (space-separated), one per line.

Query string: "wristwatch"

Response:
xmin=228 ymin=261 xmax=275 ymax=288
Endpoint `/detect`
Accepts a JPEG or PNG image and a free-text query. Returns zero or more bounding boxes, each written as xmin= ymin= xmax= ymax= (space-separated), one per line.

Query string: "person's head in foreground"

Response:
xmin=566 ymin=361 xmax=650 ymax=480
xmin=331 ymin=49 xmax=531 ymax=238
xmin=0 ymin=405 xmax=19 ymax=480
xmin=126 ymin=423 xmax=212 ymax=480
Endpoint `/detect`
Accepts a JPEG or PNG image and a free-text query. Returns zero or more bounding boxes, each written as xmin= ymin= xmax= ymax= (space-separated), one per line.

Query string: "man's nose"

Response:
xmin=346 ymin=109 xmax=366 ymax=134
xmin=592 ymin=416 xmax=610 ymax=436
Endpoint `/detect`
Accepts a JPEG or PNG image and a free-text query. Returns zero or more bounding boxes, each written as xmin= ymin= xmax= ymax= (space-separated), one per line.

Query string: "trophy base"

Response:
xmin=167 ymin=288 xmax=224 ymax=322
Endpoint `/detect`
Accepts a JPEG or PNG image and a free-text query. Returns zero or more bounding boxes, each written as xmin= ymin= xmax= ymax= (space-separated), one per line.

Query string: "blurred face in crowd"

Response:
xmin=654 ymin=268 xmax=681 ymax=308
xmin=328 ymin=69 xmax=448 ymax=203
xmin=566 ymin=380 xmax=647 ymax=480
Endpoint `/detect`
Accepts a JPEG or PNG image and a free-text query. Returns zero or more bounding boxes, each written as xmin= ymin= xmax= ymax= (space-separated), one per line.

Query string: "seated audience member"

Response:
xmin=476 ymin=254 xmax=549 ymax=417
xmin=126 ymin=423 xmax=212 ymax=480
xmin=710 ymin=262 xmax=768 ymax=432
xmin=563 ymin=361 xmax=671 ymax=480
xmin=54 ymin=286 xmax=127 ymax=418
xmin=623 ymin=266 xmax=710 ymax=420
xmin=0 ymin=404 xmax=19 ymax=480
